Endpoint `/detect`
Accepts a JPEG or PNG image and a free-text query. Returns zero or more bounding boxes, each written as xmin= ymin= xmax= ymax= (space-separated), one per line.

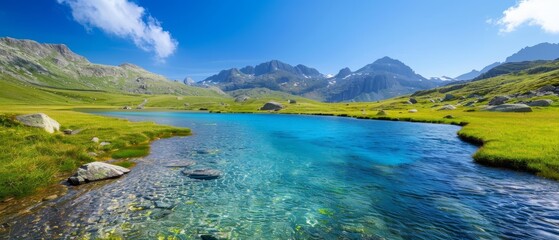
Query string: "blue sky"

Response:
xmin=0 ymin=0 xmax=558 ymax=80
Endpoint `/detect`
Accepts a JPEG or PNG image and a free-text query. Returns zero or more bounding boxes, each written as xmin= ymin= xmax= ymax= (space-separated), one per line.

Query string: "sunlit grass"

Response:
xmin=0 ymin=106 xmax=190 ymax=200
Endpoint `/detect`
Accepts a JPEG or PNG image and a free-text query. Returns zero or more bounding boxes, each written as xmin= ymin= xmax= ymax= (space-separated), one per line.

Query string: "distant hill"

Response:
xmin=414 ymin=59 xmax=559 ymax=100
xmin=455 ymin=43 xmax=559 ymax=81
xmin=456 ymin=62 xmax=501 ymax=81
xmin=506 ymin=43 xmax=559 ymax=63
xmin=0 ymin=37 xmax=219 ymax=96
xmin=200 ymin=57 xmax=447 ymax=102
xmin=474 ymin=60 xmax=553 ymax=81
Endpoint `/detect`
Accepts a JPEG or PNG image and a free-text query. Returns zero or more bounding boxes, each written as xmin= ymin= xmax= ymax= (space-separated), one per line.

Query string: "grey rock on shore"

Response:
xmin=526 ymin=99 xmax=553 ymax=107
xmin=68 ymin=162 xmax=130 ymax=185
xmin=15 ymin=113 xmax=60 ymax=133
xmin=485 ymin=104 xmax=532 ymax=112
xmin=438 ymin=104 xmax=456 ymax=110
xmin=260 ymin=101 xmax=283 ymax=111
xmin=489 ymin=96 xmax=510 ymax=106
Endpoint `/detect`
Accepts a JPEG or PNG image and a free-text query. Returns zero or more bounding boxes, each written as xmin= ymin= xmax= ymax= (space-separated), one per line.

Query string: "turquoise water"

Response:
xmin=4 ymin=112 xmax=559 ymax=239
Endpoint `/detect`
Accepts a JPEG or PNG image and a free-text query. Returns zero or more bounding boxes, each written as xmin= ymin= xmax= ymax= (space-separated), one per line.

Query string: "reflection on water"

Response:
xmin=3 ymin=113 xmax=559 ymax=239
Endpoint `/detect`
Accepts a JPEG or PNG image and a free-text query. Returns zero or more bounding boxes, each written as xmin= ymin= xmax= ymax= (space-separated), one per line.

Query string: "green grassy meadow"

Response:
xmin=1 ymin=67 xmax=559 ymax=201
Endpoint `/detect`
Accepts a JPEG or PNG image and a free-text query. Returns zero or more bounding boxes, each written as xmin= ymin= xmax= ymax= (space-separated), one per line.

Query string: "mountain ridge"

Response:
xmin=456 ymin=42 xmax=559 ymax=81
xmin=0 ymin=37 xmax=220 ymax=96
xmin=199 ymin=57 xmax=446 ymax=102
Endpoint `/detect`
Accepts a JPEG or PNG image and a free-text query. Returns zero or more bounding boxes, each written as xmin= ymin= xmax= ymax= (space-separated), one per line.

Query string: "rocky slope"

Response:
xmin=0 ymin=37 xmax=216 ymax=96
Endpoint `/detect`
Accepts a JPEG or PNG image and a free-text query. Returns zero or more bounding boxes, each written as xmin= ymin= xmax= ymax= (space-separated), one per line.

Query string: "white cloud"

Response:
xmin=497 ymin=0 xmax=559 ymax=34
xmin=58 ymin=0 xmax=178 ymax=60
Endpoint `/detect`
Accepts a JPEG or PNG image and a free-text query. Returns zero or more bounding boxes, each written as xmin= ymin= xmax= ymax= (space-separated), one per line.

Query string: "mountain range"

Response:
xmin=198 ymin=57 xmax=446 ymax=102
xmin=455 ymin=43 xmax=559 ymax=80
xmin=2 ymin=37 xmax=558 ymax=103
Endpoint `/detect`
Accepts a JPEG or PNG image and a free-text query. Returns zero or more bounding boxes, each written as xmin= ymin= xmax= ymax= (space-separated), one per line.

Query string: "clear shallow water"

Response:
xmin=3 ymin=112 xmax=559 ymax=239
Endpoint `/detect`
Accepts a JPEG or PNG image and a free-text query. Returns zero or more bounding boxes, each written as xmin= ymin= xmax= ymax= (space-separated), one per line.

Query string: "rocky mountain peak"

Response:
xmin=0 ymin=37 xmax=87 ymax=63
xmin=335 ymin=67 xmax=352 ymax=78
xmin=254 ymin=60 xmax=295 ymax=76
xmin=183 ymin=77 xmax=195 ymax=85
xmin=356 ymin=56 xmax=424 ymax=80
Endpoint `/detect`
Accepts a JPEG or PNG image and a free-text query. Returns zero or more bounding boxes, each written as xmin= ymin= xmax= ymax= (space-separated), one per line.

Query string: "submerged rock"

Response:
xmin=201 ymin=235 xmax=219 ymax=240
xmin=15 ymin=113 xmax=60 ymax=133
xmin=260 ymin=101 xmax=283 ymax=111
xmin=165 ymin=160 xmax=196 ymax=168
xmin=183 ymin=169 xmax=222 ymax=180
xmin=67 ymin=162 xmax=130 ymax=185
xmin=485 ymin=104 xmax=532 ymax=112
xmin=154 ymin=201 xmax=173 ymax=209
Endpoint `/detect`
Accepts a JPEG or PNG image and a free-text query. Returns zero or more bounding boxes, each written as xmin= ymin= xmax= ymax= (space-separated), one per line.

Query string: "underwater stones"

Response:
xmin=67 ymin=162 xmax=130 ymax=185
xmin=201 ymin=235 xmax=219 ymax=240
xmin=260 ymin=101 xmax=283 ymax=111
xmin=196 ymin=149 xmax=211 ymax=154
xmin=438 ymin=104 xmax=456 ymax=111
xmin=15 ymin=113 xmax=60 ymax=133
xmin=165 ymin=160 xmax=196 ymax=168
xmin=485 ymin=104 xmax=532 ymax=112
xmin=154 ymin=201 xmax=173 ymax=209
xmin=182 ymin=169 xmax=222 ymax=180
xmin=150 ymin=209 xmax=172 ymax=220
xmin=488 ymin=96 xmax=510 ymax=106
